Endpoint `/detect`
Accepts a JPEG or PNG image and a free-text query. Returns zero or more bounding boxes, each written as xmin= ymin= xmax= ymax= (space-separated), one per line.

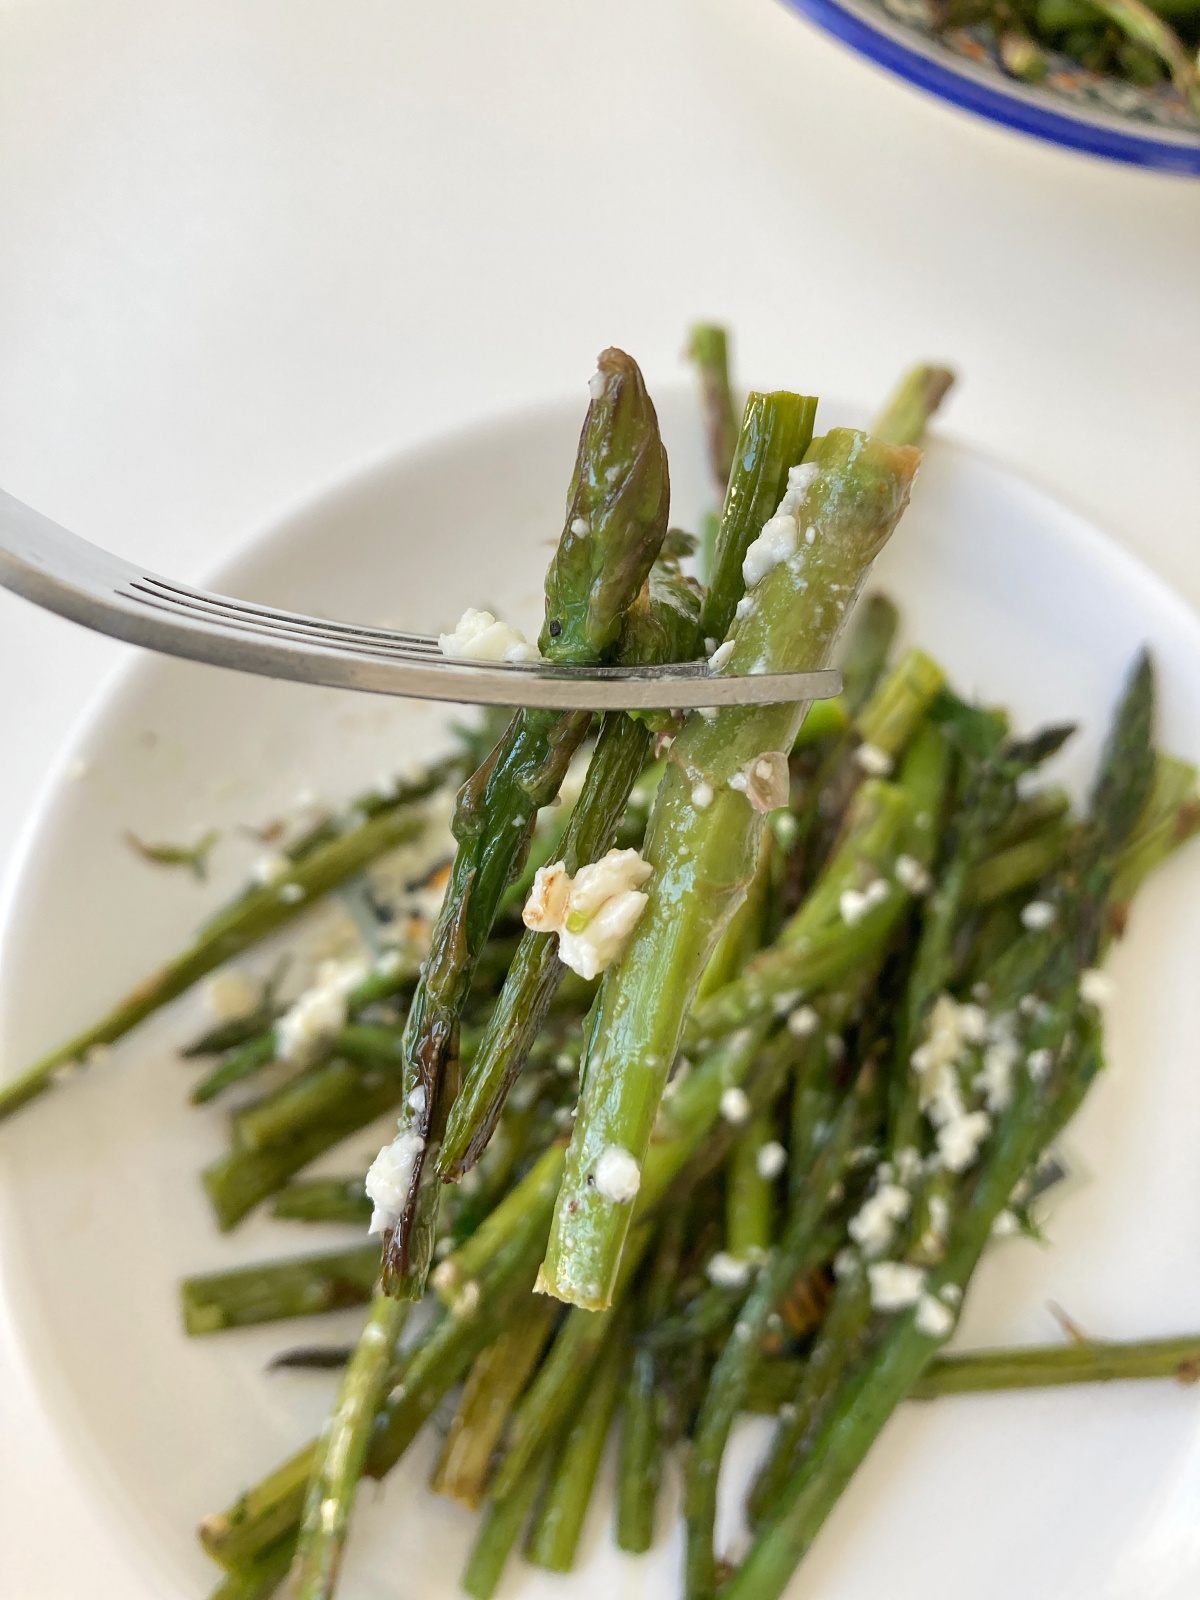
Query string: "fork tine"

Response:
xmin=0 ymin=486 xmax=842 ymax=711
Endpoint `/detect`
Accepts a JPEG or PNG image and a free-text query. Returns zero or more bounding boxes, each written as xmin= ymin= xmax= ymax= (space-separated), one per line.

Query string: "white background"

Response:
xmin=0 ymin=1 xmax=1197 ymax=1594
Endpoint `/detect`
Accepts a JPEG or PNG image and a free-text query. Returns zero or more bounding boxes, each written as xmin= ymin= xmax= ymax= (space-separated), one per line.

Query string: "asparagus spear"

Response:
xmin=687 ymin=324 xmax=739 ymax=498
xmin=744 ymin=1333 xmax=1200 ymax=1411
xmin=182 ymin=1244 xmax=381 ymax=1334
xmin=438 ymin=565 xmax=703 ymax=1180
xmin=0 ymin=802 xmax=429 ymax=1121
xmin=378 ymin=348 xmax=671 ymax=1300
xmin=722 ymin=657 xmax=1155 ymax=1600
xmin=432 ymin=1298 xmax=559 ymax=1508
xmin=273 ymin=1177 xmax=371 ymax=1226
xmin=525 ymin=1323 xmax=628 ymax=1572
xmin=871 ymin=364 xmax=956 ymax=449
xmin=540 ymin=427 xmax=921 ymax=1311
xmin=286 ymin=1293 xmax=409 ymax=1600
xmin=684 ymin=1067 xmax=870 ymax=1600
xmin=700 ymin=391 xmax=818 ymax=645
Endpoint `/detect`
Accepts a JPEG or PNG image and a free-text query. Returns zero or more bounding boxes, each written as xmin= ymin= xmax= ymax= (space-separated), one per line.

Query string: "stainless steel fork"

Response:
xmin=0 ymin=488 xmax=841 ymax=710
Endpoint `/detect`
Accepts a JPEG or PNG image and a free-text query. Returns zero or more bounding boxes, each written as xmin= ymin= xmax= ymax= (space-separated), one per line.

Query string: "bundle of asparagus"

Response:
xmin=3 ymin=330 xmax=1198 ymax=1600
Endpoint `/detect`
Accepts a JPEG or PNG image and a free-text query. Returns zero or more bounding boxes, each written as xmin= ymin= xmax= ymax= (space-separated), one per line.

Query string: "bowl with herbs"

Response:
xmin=2 ymin=326 xmax=1200 ymax=1600
xmin=783 ymin=0 xmax=1200 ymax=172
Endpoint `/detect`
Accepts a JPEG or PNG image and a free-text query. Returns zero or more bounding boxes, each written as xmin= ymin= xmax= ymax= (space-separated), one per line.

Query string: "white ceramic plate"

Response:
xmin=3 ymin=389 xmax=1200 ymax=1600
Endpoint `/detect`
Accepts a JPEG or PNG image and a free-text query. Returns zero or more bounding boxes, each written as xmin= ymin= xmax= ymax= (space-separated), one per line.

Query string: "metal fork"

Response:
xmin=0 ymin=488 xmax=841 ymax=710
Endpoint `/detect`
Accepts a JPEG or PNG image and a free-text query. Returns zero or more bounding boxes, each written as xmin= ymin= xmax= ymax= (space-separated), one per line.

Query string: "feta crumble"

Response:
xmin=756 ymin=1140 xmax=787 ymax=1181
xmin=569 ymin=516 xmax=590 ymax=537
xmin=848 ymin=1182 xmax=912 ymax=1256
xmin=855 ymin=742 xmax=894 ymax=777
xmin=720 ymin=1086 xmax=752 ymax=1125
xmin=915 ymin=1293 xmax=955 ymax=1338
xmin=691 ymin=780 xmax=714 ymax=810
xmin=894 ymin=854 xmax=931 ymax=895
xmin=706 ymin=1251 xmax=752 ymax=1289
xmin=1020 ymin=899 xmax=1056 ymax=931
xmin=1026 ymin=1047 xmax=1054 ymax=1084
xmin=992 ymin=1208 xmax=1020 ymax=1237
xmin=708 ymin=640 xmax=736 ymax=673
xmin=205 ymin=969 xmax=259 ymax=1023
xmin=592 ymin=1145 xmax=642 ymax=1203
xmin=937 ymin=1109 xmax=991 ymax=1172
xmin=438 ymin=607 xmax=540 ymax=664
xmin=840 ymin=878 xmax=890 ymax=925
xmin=742 ymin=514 xmax=799 ymax=591
xmin=522 ymin=848 xmax=653 ymax=980
xmin=275 ymin=958 xmax=369 ymax=1064
xmin=787 ymin=1004 xmax=820 ymax=1038
xmin=364 ymin=1121 xmax=426 ymax=1235
xmin=1080 ymin=968 xmax=1114 ymax=1007
xmin=868 ymin=1260 xmax=927 ymax=1311
xmin=728 ymin=751 xmax=790 ymax=813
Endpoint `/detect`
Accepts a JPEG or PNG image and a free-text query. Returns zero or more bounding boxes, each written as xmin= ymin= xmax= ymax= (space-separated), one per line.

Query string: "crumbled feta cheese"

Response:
xmin=522 ymin=848 xmax=653 ymax=980
xmin=728 ymin=751 xmax=789 ymax=813
xmin=721 ymin=1086 xmax=752 ymax=1125
xmin=778 ymin=461 xmax=820 ymax=514
xmin=708 ymin=640 xmax=736 ymax=674
xmin=1080 ymin=968 xmax=1114 ymax=1007
xmin=706 ymin=1251 xmax=753 ymax=1289
xmin=275 ymin=958 xmax=369 ymax=1064
xmin=438 ymin=607 xmax=540 ymax=664
xmin=927 ymin=1194 xmax=950 ymax=1239
xmin=787 ymin=1004 xmax=820 ymax=1038
xmin=1026 ymin=1047 xmax=1054 ymax=1084
xmin=833 ymin=1246 xmax=860 ymax=1280
xmin=1021 ymin=899 xmax=1056 ymax=931
xmin=588 ymin=368 xmax=608 ymax=400
xmin=855 ymin=742 xmax=894 ymax=777
xmin=734 ymin=596 xmax=754 ymax=621
xmin=205 ymin=969 xmax=259 ymax=1022
xmin=840 ymin=878 xmax=889 ymax=926
xmin=756 ymin=1141 xmax=787 ymax=1180
xmin=957 ymin=1004 xmax=988 ymax=1044
xmin=868 ymin=1261 xmax=926 ymax=1311
xmin=453 ymin=1280 xmax=482 ymax=1319
xmin=992 ymin=1209 xmax=1020 ymax=1237
xmin=569 ymin=516 xmax=590 ymax=537
xmin=278 ymin=882 xmax=305 ymax=904
xmin=978 ymin=1015 xmax=1021 ymax=1113
xmin=894 ymin=854 xmax=931 ymax=895
xmin=253 ymin=852 xmax=290 ymax=886
xmin=742 ymin=514 xmax=798 ymax=590
xmin=894 ymin=1146 xmax=922 ymax=1186
xmin=592 ymin=1145 xmax=642 ymax=1203
xmin=937 ymin=1109 xmax=991 ymax=1172
xmin=364 ymin=1121 xmax=426 ymax=1235
xmin=691 ymin=781 xmax=714 ymax=810
xmin=915 ymin=1293 xmax=955 ymax=1338
xmin=939 ymin=1283 xmax=963 ymax=1306
xmin=849 ymin=1182 xmax=912 ymax=1256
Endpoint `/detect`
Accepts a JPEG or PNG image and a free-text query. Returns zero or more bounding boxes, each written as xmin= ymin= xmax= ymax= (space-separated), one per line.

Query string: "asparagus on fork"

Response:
xmin=373 ymin=347 xmax=672 ymax=1299
xmin=540 ymin=423 xmax=921 ymax=1309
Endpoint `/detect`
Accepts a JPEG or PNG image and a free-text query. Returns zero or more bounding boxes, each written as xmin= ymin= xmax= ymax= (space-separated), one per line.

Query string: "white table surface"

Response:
xmin=0 ymin=2 xmax=1197 ymax=1594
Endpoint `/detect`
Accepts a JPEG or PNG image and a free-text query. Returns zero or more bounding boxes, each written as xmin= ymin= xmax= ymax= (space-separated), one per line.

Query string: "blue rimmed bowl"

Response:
xmin=783 ymin=0 xmax=1200 ymax=173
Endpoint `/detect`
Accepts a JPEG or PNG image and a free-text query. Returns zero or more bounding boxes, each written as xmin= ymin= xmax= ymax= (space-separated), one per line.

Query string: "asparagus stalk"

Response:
xmin=286 ymin=1293 xmax=409 ymax=1600
xmin=687 ymin=323 xmax=739 ymax=499
xmin=438 ymin=566 xmax=703 ymax=1180
xmin=273 ymin=1177 xmax=371 ymax=1225
xmin=871 ymin=364 xmax=956 ymax=449
xmin=525 ymin=1324 xmax=628 ymax=1572
xmin=0 ymin=803 xmax=429 ymax=1121
xmin=684 ymin=1068 xmax=870 ymax=1600
xmin=461 ymin=1452 xmax=552 ymax=1600
xmin=700 ymin=391 xmax=818 ymax=645
xmin=432 ymin=1298 xmax=559 ymax=1508
xmin=744 ymin=1333 xmax=1200 ymax=1411
xmin=379 ymin=348 xmax=671 ymax=1300
xmin=540 ymin=427 xmax=921 ymax=1310
xmin=723 ymin=657 xmax=1156 ymax=1600
xmin=182 ymin=1244 xmax=381 ymax=1334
